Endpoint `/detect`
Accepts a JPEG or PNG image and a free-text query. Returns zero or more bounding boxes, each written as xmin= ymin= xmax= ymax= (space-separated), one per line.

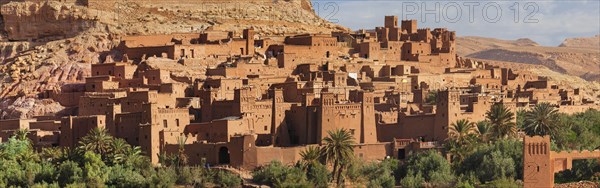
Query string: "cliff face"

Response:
xmin=0 ymin=0 xmax=345 ymax=119
xmin=1 ymin=1 xmax=98 ymax=41
xmin=1 ymin=0 xmax=337 ymax=42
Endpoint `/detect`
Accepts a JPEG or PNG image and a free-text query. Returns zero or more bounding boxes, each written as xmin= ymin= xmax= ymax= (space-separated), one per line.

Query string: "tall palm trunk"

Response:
xmin=336 ymin=163 xmax=344 ymax=186
xmin=331 ymin=160 xmax=339 ymax=183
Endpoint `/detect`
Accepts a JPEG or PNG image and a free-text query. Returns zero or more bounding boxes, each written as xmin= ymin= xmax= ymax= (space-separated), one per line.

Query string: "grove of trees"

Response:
xmin=251 ymin=104 xmax=600 ymax=188
xmin=0 ymin=128 xmax=242 ymax=188
xmin=0 ymin=103 xmax=598 ymax=187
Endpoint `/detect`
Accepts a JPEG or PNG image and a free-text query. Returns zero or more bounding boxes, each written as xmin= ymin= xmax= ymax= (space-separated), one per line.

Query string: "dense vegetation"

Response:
xmin=0 ymin=104 xmax=598 ymax=187
xmin=0 ymin=128 xmax=242 ymax=187
xmin=251 ymin=105 xmax=600 ymax=187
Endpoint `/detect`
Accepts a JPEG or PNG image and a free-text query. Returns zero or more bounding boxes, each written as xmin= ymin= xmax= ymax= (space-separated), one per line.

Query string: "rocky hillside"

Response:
xmin=0 ymin=0 xmax=347 ymax=119
xmin=559 ymin=35 xmax=600 ymax=48
xmin=457 ymin=36 xmax=600 ymax=82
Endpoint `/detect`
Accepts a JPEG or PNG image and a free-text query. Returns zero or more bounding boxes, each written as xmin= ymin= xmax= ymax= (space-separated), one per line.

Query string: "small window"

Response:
xmin=163 ymin=120 xmax=168 ymax=128
xmin=176 ymin=119 xmax=180 ymax=127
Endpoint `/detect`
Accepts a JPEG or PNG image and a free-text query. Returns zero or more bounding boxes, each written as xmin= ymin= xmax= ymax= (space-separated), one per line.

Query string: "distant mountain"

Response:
xmin=559 ymin=35 xmax=600 ymax=48
xmin=457 ymin=36 xmax=600 ymax=82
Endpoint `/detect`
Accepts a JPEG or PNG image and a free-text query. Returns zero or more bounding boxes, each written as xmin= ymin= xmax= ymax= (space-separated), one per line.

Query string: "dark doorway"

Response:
xmin=398 ymin=149 xmax=406 ymax=159
xmin=326 ymin=51 xmax=330 ymax=58
xmin=218 ymin=147 xmax=230 ymax=164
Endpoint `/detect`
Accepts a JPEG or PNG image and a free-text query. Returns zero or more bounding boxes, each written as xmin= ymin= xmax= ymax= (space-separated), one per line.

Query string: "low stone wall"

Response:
xmin=248 ymin=142 xmax=393 ymax=169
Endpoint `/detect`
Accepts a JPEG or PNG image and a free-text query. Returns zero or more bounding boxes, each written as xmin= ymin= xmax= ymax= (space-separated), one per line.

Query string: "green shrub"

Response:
xmin=360 ymin=159 xmax=399 ymax=188
xmin=400 ymin=171 xmax=424 ymax=188
xmin=57 ymin=160 xmax=83 ymax=187
xmin=458 ymin=139 xmax=522 ymax=183
xmin=176 ymin=166 xmax=202 ymax=185
xmin=150 ymin=167 xmax=176 ymax=188
xmin=481 ymin=177 xmax=519 ymax=188
xmin=82 ymin=151 xmax=107 ymax=187
xmin=367 ymin=173 xmax=395 ymax=188
xmin=252 ymin=161 xmax=310 ymax=187
xmin=31 ymin=182 xmax=60 ymax=188
xmin=35 ymin=161 xmax=57 ymax=184
xmin=306 ymin=163 xmax=329 ymax=188
xmin=455 ymin=179 xmax=475 ymax=188
xmin=402 ymin=150 xmax=454 ymax=186
xmin=479 ymin=151 xmax=516 ymax=182
xmin=65 ymin=182 xmax=87 ymax=188
xmin=555 ymin=159 xmax=600 ymax=183
xmin=214 ymin=170 xmax=242 ymax=188
xmin=106 ymin=165 xmax=147 ymax=188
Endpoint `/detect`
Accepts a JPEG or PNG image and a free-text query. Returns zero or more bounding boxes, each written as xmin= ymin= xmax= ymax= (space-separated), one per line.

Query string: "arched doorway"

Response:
xmin=218 ymin=147 xmax=230 ymax=164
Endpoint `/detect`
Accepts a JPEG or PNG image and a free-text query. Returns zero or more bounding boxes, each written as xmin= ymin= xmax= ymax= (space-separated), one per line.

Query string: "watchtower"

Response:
xmin=523 ymin=136 xmax=553 ymax=188
xmin=385 ymin=16 xmax=398 ymax=28
xmin=401 ymin=20 xmax=418 ymax=34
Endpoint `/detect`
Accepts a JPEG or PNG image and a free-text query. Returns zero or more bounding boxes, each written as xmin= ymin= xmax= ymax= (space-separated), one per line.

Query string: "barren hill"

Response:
xmin=457 ymin=36 xmax=600 ymax=82
xmin=559 ymin=35 xmax=600 ymax=48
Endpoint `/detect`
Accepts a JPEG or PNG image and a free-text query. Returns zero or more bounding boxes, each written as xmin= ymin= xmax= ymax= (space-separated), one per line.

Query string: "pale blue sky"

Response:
xmin=311 ymin=0 xmax=600 ymax=46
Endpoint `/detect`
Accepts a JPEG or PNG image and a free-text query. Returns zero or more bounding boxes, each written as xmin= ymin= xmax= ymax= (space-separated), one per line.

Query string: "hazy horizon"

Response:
xmin=311 ymin=0 xmax=600 ymax=46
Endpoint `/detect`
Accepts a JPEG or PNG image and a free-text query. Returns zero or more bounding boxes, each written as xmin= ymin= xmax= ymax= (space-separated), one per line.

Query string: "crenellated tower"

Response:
xmin=359 ymin=90 xmax=377 ymax=144
xmin=434 ymin=88 xmax=460 ymax=141
xmin=523 ymin=136 xmax=554 ymax=188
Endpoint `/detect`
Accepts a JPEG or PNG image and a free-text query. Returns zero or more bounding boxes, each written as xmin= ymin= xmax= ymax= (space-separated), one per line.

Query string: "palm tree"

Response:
xmin=109 ymin=138 xmax=130 ymax=164
xmin=299 ymin=145 xmax=321 ymax=171
xmin=14 ymin=129 xmax=29 ymax=141
xmin=446 ymin=119 xmax=479 ymax=162
xmin=486 ymin=104 xmax=517 ymax=140
xmin=124 ymin=146 xmax=143 ymax=164
xmin=78 ymin=128 xmax=113 ymax=156
xmin=523 ymin=103 xmax=560 ymax=137
xmin=448 ymin=119 xmax=479 ymax=145
xmin=320 ymin=129 xmax=355 ymax=186
xmin=477 ymin=121 xmax=491 ymax=142
xmin=40 ymin=147 xmax=64 ymax=163
xmin=177 ymin=136 xmax=188 ymax=167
